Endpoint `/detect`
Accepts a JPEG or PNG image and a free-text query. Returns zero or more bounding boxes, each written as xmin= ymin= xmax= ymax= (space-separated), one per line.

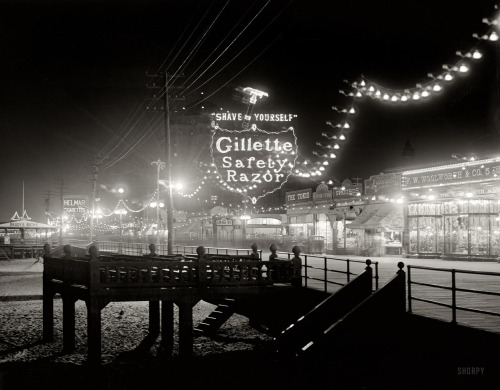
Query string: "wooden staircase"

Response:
xmin=0 ymin=248 xmax=10 ymax=260
xmin=194 ymin=298 xmax=237 ymax=337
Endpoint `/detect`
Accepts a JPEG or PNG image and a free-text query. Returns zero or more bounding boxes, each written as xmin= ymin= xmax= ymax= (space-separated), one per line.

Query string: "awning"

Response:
xmin=347 ymin=203 xmax=403 ymax=231
xmin=0 ymin=220 xmax=57 ymax=229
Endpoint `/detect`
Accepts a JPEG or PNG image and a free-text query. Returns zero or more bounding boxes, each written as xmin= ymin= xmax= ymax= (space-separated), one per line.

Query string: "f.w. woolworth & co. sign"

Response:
xmin=211 ymin=125 xmax=298 ymax=204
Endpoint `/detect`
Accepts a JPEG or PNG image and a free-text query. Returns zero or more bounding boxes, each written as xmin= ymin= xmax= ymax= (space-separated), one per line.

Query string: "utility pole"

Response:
xmin=90 ymin=156 xmax=99 ymax=243
xmin=146 ymin=71 xmax=184 ymax=254
xmin=54 ymin=179 xmax=66 ymax=246
xmin=151 ymin=158 xmax=166 ymax=246
xmin=43 ymin=190 xmax=52 ymax=224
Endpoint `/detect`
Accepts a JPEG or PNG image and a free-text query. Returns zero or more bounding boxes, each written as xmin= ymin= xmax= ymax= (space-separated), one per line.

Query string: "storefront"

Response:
xmin=402 ymin=157 xmax=500 ymax=261
xmin=285 ymin=188 xmax=316 ymax=249
xmin=347 ymin=201 xmax=404 ymax=256
xmin=337 ymin=172 xmax=405 ymax=257
xmin=285 ymin=184 xmax=337 ymax=253
xmin=327 ymin=180 xmax=365 ymax=255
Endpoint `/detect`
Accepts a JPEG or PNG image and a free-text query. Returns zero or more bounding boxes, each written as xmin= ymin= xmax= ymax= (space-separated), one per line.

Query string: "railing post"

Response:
xmin=42 ymin=243 xmax=54 ymax=342
xmin=291 ymin=246 xmax=302 ymax=287
xmin=196 ymin=246 xmax=208 ymax=286
xmin=374 ymin=261 xmax=379 ymax=290
xmin=365 ymin=259 xmax=372 ymax=294
xmin=346 ymin=259 xmax=350 ymax=284
xmin=397 ymin=262 xmax=406 ymax=313
xmin=324 ymin=257 xmax=327 ymax=292
xmin=407 ymin=265 xmax=412 ymax=313
xmin=269 ymin=244 xmax=278 ymax=260
xmin=451 ymin=269 xmax=456 ymax=324
xmin=250 ymin=243 xmax=259 ymax=259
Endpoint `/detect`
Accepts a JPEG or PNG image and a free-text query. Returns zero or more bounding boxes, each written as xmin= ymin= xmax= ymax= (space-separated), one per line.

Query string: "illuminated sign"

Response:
xmin=63 ymin=195 xmax=89 ymax=214
xmin=439 ymin=187 xmax=500 ymax=198
xmin=402 ymin=158 xmax=500 ymax=190
xmin=285 ymin=189 xmax=312 ymax=204
xmin=212 ymin=112 xmax=297 ymax=122
xmin=365 ymin=173 xmax=401 ymax=195
xmin=333 ymin=179 xmax=363 ymax=200
xmin=211 ymin=125 xmax=298 ymax=204
xmin=216 ymin=217 xmax=233 ymax=226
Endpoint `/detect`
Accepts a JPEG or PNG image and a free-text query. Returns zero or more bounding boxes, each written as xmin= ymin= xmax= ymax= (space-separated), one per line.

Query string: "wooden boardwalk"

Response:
xmin=297 ymin=254 xmax=500 ymax=334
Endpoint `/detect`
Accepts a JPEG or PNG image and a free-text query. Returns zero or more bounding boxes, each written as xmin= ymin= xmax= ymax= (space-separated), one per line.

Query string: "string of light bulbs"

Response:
xmin=311 ymin=4 xmax=500 ymax=179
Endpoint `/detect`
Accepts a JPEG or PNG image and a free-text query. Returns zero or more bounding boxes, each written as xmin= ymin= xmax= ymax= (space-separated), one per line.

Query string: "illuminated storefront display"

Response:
xmin=407 ymin=199 xmax=500 ymax=259
xmin=286 ymin=182 xmax=365 ymax=254
xmin=403 ymin=158 xmax=500 ymax=260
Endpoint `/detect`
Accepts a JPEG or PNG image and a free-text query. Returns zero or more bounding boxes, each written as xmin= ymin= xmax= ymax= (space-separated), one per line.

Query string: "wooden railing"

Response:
xmin=65 ymin=239 xmax=263 ymax=259
xmin=44 ymin=257 xmax=298 ymax=290
xmin=43 ymin=244 xmax=303 ymax=364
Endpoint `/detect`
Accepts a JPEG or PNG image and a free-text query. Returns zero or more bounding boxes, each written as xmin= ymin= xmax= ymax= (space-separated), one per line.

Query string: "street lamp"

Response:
xmin=159 ymin=180 xmax=182 ymax=252
xmin=240 ymin=214 xmax=251 ymax=247
xmin=151 ymin=159 xmax=166 ymax=246
xmin=114 ymin=208 xmax=127 ymax=253
xmin=115 ymin=187 xmax=126 ymax=253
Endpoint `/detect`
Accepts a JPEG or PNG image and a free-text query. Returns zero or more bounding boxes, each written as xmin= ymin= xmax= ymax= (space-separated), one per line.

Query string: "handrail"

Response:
xmin=44 ymin=256 xmax=297 ymax=289
xmin=66 ymin=240 xmax=263 ymax=259
xmin=407 ymin=265 xmax=500 ymax=325
xmin=277 ymin=251 xmax=379 ymax=293
xmin=65 ymin=240 xmax=377 ymax=293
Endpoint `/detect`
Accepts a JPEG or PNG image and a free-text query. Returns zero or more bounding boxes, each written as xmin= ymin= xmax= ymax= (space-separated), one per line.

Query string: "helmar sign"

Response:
xmin=211 ymin=125 xmax=298 ymax=203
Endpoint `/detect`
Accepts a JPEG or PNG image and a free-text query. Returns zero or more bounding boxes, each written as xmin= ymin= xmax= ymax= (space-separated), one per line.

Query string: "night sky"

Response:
xmin=1 ymin=0 xmax=499 ymax=221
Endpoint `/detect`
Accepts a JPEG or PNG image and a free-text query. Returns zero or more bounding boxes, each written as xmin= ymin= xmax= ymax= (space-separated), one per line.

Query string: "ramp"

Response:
xmin=297 ymin=265 xmax=406 ymax=359
xmin=273 ymin=263 xmax=373 ymax=358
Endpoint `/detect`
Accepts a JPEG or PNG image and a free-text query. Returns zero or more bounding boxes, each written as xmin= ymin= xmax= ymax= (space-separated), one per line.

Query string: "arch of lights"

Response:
xmin=176 ymin=4 xmax=500 ymax=201
xmin=59 ymin=4 xmax=500 ymax=234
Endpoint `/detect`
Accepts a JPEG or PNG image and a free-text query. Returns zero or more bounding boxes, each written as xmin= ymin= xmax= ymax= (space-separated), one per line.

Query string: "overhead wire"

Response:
xmin=95 ymin=0 xmax=292 ymax=191
xmin=180 ymin=0 xmax=268 ymax=95
xmin=183 ymin=0 xmax=292 ymax=107
xmin=96 ymin=1 xmax=221 ymax=169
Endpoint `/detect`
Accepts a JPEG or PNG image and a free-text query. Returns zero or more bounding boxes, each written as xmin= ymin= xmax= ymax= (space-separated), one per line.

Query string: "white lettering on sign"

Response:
xmin=63 ymin=196 xmax=89 ymax=214
xmin=213 ymin=112 xmax=297 ymax=122
xmin=211 ymin=127 xmax=298 ymax=204
xmin=286 ymin=189 xmax=312 ymax=204
xmin=402 ymin=161 xmax=500 ymax=189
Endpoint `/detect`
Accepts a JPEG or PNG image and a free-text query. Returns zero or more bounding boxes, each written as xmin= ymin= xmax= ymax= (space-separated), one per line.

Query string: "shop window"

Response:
xmin=409 ymin=218 xmax=418 ymax=253
xmin=469 ymin=215 xmax=490 ymax=255
xmin=249 ymin=217 xmax=280 ymax=225
xmin=445 ymin=215 xmax=469 ymax=255
xmin=418 ymin=216 xmax=438 ymax=253
xmin=409 ymin=203 xmax=442 ymax=216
